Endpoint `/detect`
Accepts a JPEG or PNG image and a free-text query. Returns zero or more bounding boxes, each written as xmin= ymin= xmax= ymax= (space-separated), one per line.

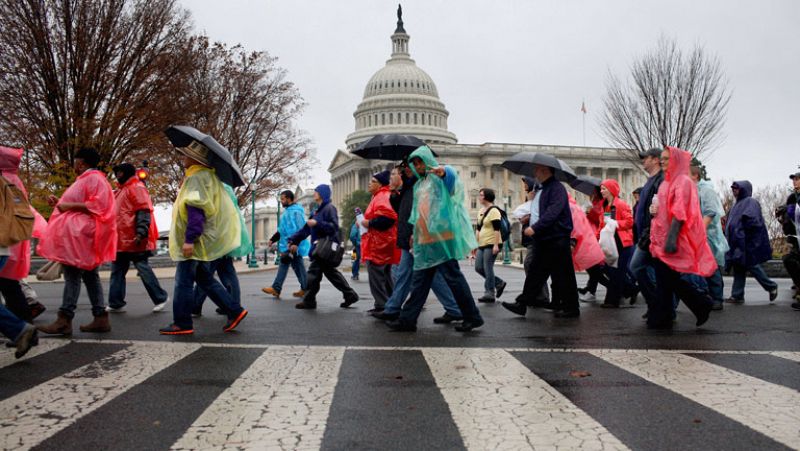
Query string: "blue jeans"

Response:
xmin=730 ymin=263 xmax=778 ymax=300
xmin=193 ymin=257 xmax=243 ymax=314
xmin=108 ymin=252 xmax=168 ymax=308
xmin=352 ymin=247 xmax=361 ymax=278
xmin=475 ymin=246 xmax=504 ymax=299
xmin=383 ymin=249 xmax=461 ymax=317
xmin=604 ymin=245 xmax=636 ymax=304
xmin=705 ymin=268 xmax=724 ymax=303
xmin=0 ymin=303 xmax=26 ymax=342
xmin=60 ymin=265 xmax=106 ymax=319
xmin=174 ymin=259 xmax=243 ymax=329
xmin=629 ymin=246 xmax=658 ymax=305
xmin=272 ymin=254 xmax=307 ymax=292
xmin=399 ymin=259 xmax=480 ymax=327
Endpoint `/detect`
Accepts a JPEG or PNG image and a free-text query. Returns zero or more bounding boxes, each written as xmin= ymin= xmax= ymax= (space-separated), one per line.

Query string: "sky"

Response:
xmin=162 ymin=0 xmax=799 ymax=228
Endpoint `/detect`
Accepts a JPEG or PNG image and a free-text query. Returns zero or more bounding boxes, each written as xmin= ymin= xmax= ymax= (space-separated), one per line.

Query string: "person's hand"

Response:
xmin=289 ymin=244 xmax=298 ymax=254
xmin=182 ymin=242 xmax=194 ymax=258
xmin=432 ymin=167 xmax=445 ymax=177
xmin=133 ymin=235 xmax=143 ymax=246
xmin=361 ymin=219 xmax=369 ymax=227
xmin=471 ymin=248 xmax=477 ymax=257
xmin=492 ymin=244 xmax=500 ymax=255
xmin=524 ymin=227 xmax=534 ymax=237
xmin=47 ymin=195 xmax=58 ymax=207
xmin=520 ymin=214 xmax=530 ymax=226
xmin=307 ymin=218 xmax=317 ymax=227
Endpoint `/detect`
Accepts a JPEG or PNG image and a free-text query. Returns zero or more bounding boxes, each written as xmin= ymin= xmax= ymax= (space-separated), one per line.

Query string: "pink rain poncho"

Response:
xmin=649 ymin=146 xmax=717 ymax=277
xmin=38 ymin=169 xmax=117 ymax=270
xmin=0 ymin=146 xmax=47 ymax=280
xmin=569 ymin=195 xmax=605 ymax=271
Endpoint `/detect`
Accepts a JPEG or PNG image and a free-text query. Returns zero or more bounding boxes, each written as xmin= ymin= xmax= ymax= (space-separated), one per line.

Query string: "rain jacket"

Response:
xmin=696 ymin=179 xmax=729 ymax=267
xmin=599 ymin=179 xmax=634 ymax=247
xmin=38 ymin=169 xmax=117 ymax=270
xmin=569 ymin=195 xmax=605 ymax=271
xmin=725 ymin=180 xmax=772 ymax=268
xmin=169 ymin=165 xmax=241 ymax=261
xmin=408 ymin=146 xmax=477 ymax=270
xmin=288 ymin=184 xmax=339 ymax=259
xmin=278 ymin=202 xmax=309 ymax=257
xmin=222 ymin=184 xmax=254 ymax=259
xmin=362 ymin=185 xmax=400 ymax=265
xmin=114 ymin=176 xmax=158 ymax=253
xmin=0 ymin=146 xmax=46 ymax=280
xmin=587 ymin=196 xmax=604 ymax=237
xmin=649 ymin=146 xmax=717 ymax=277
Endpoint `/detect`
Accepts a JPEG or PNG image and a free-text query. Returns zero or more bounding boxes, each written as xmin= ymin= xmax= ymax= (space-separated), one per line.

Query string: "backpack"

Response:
xmin=488 ymin=205 xmax=511 ymax=243
xmin=0 ymin=176 xmax=34 ymax=247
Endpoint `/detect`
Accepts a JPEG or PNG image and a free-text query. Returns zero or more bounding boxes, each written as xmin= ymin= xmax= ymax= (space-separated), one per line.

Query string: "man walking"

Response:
xmin=106 ymin=163 xmax=169 ymax=313
xmin=262 ymin=190 xmax=309 ymax=299
xmin=629 ymin=148 xmax=664 ymax=315
xmin=777 ymin=172 xmax=800 ymax=308
xmin=361 ymin=170 xmax=399 ymax=313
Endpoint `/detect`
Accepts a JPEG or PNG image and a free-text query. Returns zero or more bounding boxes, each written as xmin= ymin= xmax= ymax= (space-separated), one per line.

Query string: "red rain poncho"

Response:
xmin=115 ymin=176 xmax=158 ymax=252
xmin=586 ymin=196 xmax=604 ymax=237
xmin=599 ymin=179 xmax=634 ymax=247
xmin=569 ymin=195 xmax=605 ymax=271
xmin=361 ymin=185 xmax=400 ymax=265
xmin=38 ymin=169 xmax=117 ymax=270
xmin=649 ymin=146 xmax=717 ymax=277
xmin=0 ymin=146 xmax=47 ymax=280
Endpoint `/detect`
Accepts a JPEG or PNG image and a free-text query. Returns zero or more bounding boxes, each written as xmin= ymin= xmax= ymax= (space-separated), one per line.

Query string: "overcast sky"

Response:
xmin=164 ymin=0 xmax=798 ymax=227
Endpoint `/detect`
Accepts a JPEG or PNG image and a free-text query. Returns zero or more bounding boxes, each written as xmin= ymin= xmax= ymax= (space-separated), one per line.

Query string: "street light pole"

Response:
xmin=248 ymin=184 xmax=258 ymax=268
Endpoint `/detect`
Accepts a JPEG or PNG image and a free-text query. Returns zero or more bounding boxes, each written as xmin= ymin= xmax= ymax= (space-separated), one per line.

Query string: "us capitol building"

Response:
xmin=328 ymin=9 xmax=645 ymax=222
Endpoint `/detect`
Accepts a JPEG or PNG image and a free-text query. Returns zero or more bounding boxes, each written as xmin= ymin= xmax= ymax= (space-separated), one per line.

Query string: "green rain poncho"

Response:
xmin=222 ymin=183 xmax=254 ymax=259
xmin=408 ymin=146 xmax=478 ymax=270
xmin=169 ymin=165 xmax=241 ymax=261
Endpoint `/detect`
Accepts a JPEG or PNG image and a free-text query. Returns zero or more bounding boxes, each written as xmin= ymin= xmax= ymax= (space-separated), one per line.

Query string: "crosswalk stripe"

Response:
xmin=591 ymin=350 xmax=800 ymax=450
xmin=170 ymin=346 xmax=344 ymax=451
xmin=0 ymin=342 xmax=200 ymax=450
xmin=0 ymin=339 xmax=68 ymax=369
xmin=771 ymin=351 xmax=800 ymax=363
xmin=422 ymin=348 xmax=629 ymax=450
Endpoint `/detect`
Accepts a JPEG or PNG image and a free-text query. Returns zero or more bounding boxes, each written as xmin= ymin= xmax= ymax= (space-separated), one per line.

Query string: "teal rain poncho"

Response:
xmin=697 ymin=179 xmax=729 ymax=267
xmin=408 ymin=146 xmax=478 ymax=270
xmin=222 ymin=183 xmax=254 ymax=259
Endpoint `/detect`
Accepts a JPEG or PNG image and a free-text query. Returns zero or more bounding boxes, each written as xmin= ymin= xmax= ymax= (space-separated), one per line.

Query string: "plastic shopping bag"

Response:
xmin=598 ymin=219 xmax=619 ymax=268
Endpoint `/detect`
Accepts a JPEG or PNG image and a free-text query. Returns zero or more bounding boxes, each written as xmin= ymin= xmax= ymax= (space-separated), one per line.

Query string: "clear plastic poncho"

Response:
xmin=408 ymin=146 xmax=478 ymax=270
xmin=169 ymin=166 xmax=241 ymax=261
xmin=222 ymin=183 xmax=253 ymax=259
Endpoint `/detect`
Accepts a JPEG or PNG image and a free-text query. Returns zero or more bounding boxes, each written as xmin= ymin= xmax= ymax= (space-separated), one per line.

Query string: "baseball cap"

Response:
xmin=790 ymin=172 xmax=800 ymax=180
xmin=638 ymin=147 xmax=663 ymax=159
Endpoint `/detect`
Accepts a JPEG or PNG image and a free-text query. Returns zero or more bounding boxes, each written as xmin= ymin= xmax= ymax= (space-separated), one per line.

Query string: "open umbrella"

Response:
xmin=351 ymin=134 xmax=434 ymax=160
xmin=569 ymin=174 xmax=602 ymax=196
xmin=164 ymin=125 xmax=246 ymax=188
xmin=501 ymin=152 xmax=577 ymax=182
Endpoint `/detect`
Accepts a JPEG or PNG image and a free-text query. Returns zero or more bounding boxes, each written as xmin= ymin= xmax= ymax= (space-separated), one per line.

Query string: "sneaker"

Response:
xmin=223 ymin=309 xmax=248 ymax=332
xmin=724 ymin=297 xmax=744 ymax=305
xmin=262 ymin=287 xmax=280 ymax=298
xmin=711 ymin=301 xmax=724 ymax=311
xmin=366 ymin=307 xmax=384 ymax=314
xmin=768 ymin=288 xmax=778 ymax=302
xmin=159 ymin=324 xmax=194 ymax=335
xmin=477 ymin=296 xmax=496 ymax=303
xmin=455 ymin=319 xmax=484 ymax=332
xmin=29 ymin=302 xmax=47 ymax=319
xmin=579 ymin=292 xmax=596 ymax=303
xmin=106 ymin=305 xmax=126 ymax=313
xmin=295 ymin=301 xmax=317 ymax=309
xmin=292 ymin=289 xmax=305 ymax=298
xmin=433 ymin=313 xmax=463 ymax=324
xmin=340 ymin=297 xmax=359 ymax=308
xmin=351 ymin=275 xmax=359 ymax=281
xmin=577 ymin=286 xmax=590 ymax=295
xmin=152 ymin=297 xmax=170 ymax=312
xmin=191 ymin=311 xmax=202 ymax=318
xmin=495 ymin=281 xmax=507 ymax=298
xmin=501 ymin=301 xmax=527 ymax=316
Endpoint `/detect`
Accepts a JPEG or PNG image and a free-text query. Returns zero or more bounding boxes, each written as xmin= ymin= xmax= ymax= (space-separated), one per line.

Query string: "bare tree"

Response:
xmin=754 ymin=183 xmax=792 ymax=257
xmin=600 ymin=36 xmax=731 ymax=164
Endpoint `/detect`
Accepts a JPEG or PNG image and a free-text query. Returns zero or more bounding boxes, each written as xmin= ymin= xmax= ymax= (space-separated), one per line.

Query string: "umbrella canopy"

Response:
xmin=569 ymin=174 xmax=602 ymax=196
xmin=501 ymin=152 xmax=577 ymax=182
xmin=351 ymin=134 xmax=434 ymax=160
xmin=164 ymin=125 xmax=246 ymax=188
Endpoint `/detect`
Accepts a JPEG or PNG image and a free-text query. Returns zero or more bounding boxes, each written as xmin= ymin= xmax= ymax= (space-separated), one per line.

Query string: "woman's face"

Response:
xmin=600 ymin=185 xmax=613 ymax=201
xmin=313 ymin=191 xmax=322 ymax=204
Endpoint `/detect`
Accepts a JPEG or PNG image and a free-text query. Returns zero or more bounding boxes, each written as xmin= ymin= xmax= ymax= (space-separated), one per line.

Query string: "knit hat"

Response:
xmin=372 ymin=170 xmax=390 ymax=186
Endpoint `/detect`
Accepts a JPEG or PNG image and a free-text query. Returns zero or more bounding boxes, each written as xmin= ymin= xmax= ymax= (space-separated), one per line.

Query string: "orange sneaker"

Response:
xmin=261 ymin=287 xmax=280 ymax=298
xmin=159 ymin=324 xmax=194 ymax=335
xmin=292 ymin=289 xmax=305 ymax=298
xmin=224 ymin=309 xmax=248 ymax=332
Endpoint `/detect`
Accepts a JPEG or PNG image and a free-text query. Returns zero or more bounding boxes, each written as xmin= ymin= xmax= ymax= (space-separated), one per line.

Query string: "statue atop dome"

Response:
xmin=395 ymin=4 xmax=405 ymax=33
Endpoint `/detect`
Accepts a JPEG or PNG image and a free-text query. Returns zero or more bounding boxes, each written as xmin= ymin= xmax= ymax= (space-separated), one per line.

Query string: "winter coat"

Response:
xmin=288 ymin=184 xmax=340 ymax=260
xmin=587 ymin=196 xmax=604 ymax=237
xmin=569 ymin=195 xmax=605 ymax=271
xmin=725 ymin=180 xmax=772 ymax=268
xmin=38 ymin=169 xmax=117 ymax=270
xmin=114 ymin=176 xmax=158 ymax=253
xmin=362 ymin=185 xmax=400 ymax=265
xmin=278 ymin=203 xmax=309 ymax=257
xmin=649 ymin=146 xmax=717 ymax=277
xmin=600 ymin=179 xmax=634 ymax=247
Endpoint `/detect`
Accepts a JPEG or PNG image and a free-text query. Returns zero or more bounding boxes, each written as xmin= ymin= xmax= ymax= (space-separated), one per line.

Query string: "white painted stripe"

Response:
xmin=423 ymin=348 xmax=629 ymax=450
xmin=771 ymin=351 xmax=800 ymax=364
xmin=170 ymin=346 xmax=344 ymax=451
xmin=0 ymin=339 xmax=68 ymax=369
xmin=591 ymin=350 xmax=800 ymax=450
xmin=0 ymin=342 xmax=199 ymax=450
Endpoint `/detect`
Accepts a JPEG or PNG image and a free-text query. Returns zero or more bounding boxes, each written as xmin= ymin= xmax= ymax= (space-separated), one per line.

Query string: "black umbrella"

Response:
xmin=351 ymin=134 xmax=434 ymax=160
xmin=501 ymin=152 xmax=577 ymax=182
xmin=164 ymin=125 xmax=246 ymax=188
xmin=569 ymin=174 xmax=602 ymax=196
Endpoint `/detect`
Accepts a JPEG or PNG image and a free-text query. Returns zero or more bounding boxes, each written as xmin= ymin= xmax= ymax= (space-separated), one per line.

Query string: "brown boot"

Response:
xmin=38 ymin=311 xmax=73 ymax=336
xmin=80 ymin=312 xmax=111 ymax=333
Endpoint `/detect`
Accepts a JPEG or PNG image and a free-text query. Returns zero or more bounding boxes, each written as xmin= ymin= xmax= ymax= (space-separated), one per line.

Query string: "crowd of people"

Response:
xmin=0 ymin=140 xmax=797 ymax=357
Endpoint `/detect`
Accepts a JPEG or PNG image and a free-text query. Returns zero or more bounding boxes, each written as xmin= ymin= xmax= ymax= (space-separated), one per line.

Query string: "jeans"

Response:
xmin=352 ymin=247 xmax=361 ymax=278
xmin=629 ymin=246 xmax=658 ymax=306
xmin=303 ymin=258 xmax=358 ymax=306
xmin=398 ymin=259 xmax=481 ymax=327
xmin=383 ymin=249 xmax=461 ymax=317
xmin=367 ymin=261 xmax=393 ymax=309
xmin=475 ymin=246 xmax=504 ymax=299
xmin=108 ymin=252 xmax=168 ymax=308
xmin=0 ymin=278 xmax=30 ymax=322
xmin=193 ymin=257 xmax=243 ymax=314
xmin=0 ymin=303 xmax=26 ymax=343
xmin=604 ymin=245 xmax=637 ymax=305
xmin=60 ymin=265 xmax=106 ymax=319
xmin=705 ymin=268 xmax=724 ymax=303
xmin=173 ymin=259 xmax=243 ymax=329
xmin=730 ymin=263 xmax=778 ymax=300
xmin=272 ymin=254 xmax=307 ymax=292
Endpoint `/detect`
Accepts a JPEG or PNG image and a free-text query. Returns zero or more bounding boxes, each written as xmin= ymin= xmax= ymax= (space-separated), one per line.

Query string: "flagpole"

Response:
xmin=581 ymin=99 xmax=587 ymax=146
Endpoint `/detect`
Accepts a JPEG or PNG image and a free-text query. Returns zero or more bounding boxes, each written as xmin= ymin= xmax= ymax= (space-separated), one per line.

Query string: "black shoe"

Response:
xmin=647 ymin=321 xmax=673 ymax=330
xmin=340 ymin=297 xmax=359 ymax=308
xmin=295 ymin=301 xmax=317 ymax=309
xmin=554 ymin=309 xmax=580 ymax=318
xmin=501 ymin=301 xmax=526 ymax=316
xmin=711 ymin=301 xmax=723 ymax=311
xmin=768 ymin=288 xmax=778 ymax=302
xmin=642 ymin=311 xmax=649 ymax=319
xmin=386 ymin=320 xmax=416 ymax=332
xmin=371 ymin=311 xmax=399 ymax=321
xmin=477 ymin=296 xmax=496 ymax=303
xmin=455 ymin=319 xmax=484 ymax=332
xmin=600 ymin=302 xmax=619 ymax=309
xmin=577 ymin=286 xmax=589 ymax=295
xmin=495 ymin=281 xmax=507 ymax=298
xmin=215 ymin=307 xmax=226 ymax=315
xmin=792 ymin=302 xmax=800 ymax=311
xmin=433 ymin=313 xmax=464 ymax=324
xmin=695 ymin=303 xmax=712 ymax=327
xmin=367 ymin=307 xmax=384 ymax=314
xmin=628 ymin=290 xmax=639 ymax=305
xmin=14 ymin=326 xmax=38 ymax=359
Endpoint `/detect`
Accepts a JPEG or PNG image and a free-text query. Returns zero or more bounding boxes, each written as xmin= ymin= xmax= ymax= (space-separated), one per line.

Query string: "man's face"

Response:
xmin=641 ymin=155 xmax=660 ymax=172
xmin=533 ymin=165 xmax=550 ymax=181
xmin=633 ymin=193 xmax=640 ymax=202
xmin=313 ymin=191 xmax=322 ymax=204
xmin=74 ymin=158 xmax=88 ymax=173
xmin=114 ymin=171 xmax=125 ymax=183
xmin=390 ymin=168 xmax=402 ymax=189
xmin=280 ymin=194 xmax=290 ymax=207
xmin=731 ymin=186 xmax=740 ymax=198
xmin=411 ymin=158 xmax=426 ymax=176
xmin=368 ymin=178 xmax=381 ymax=195
xmin=793 ymin=177 xmax=800 ymax=191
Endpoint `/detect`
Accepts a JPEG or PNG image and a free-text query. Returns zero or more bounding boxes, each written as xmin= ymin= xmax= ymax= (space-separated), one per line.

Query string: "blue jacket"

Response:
xmin=288 ymin=185 xmax=339 ymax=259
xmin=279 ymin=203 xmax=309 ymax=256
xmin=725 ymin=180 xmax=772 ymax=267
xmin=634 ymin=170 xmax=664 ymax=241
xmin=349 ymin=222 xmax=361 ymax=246
xmin=532 ymin=176 xmax=573 ymax=241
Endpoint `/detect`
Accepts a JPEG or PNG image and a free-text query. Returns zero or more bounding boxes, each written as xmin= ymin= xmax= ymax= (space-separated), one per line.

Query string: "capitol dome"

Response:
xmin=345 ymin=12 xmax=457 ymax=148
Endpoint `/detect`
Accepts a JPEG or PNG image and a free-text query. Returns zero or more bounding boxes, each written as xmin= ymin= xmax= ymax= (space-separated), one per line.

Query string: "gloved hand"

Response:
xmin=664 ymin=218 xmax=683 ymax=254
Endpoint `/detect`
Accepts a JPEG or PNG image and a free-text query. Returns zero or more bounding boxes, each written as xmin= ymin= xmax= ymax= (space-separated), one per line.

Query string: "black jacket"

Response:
xmin=393 ymin=176 xmax=416 ymax=250
xmin=532 ymin=176 xmax=572 ymax=241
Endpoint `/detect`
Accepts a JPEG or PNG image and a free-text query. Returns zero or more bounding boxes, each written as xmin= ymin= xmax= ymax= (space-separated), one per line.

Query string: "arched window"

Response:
xmin=421 ymin=114 xmax=425 ymax=125
xmin=389 ymin=113 xmax=393 ymax=125
xmin=414 ymin=113 xmax=418 ymax=124
xmin=381 ymin=114 xmax=385 ymax=125
xmin=368 ymin=116 xmax=372 ymax=127
xmin=406 ymin=112 xmax=410 ymax=123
